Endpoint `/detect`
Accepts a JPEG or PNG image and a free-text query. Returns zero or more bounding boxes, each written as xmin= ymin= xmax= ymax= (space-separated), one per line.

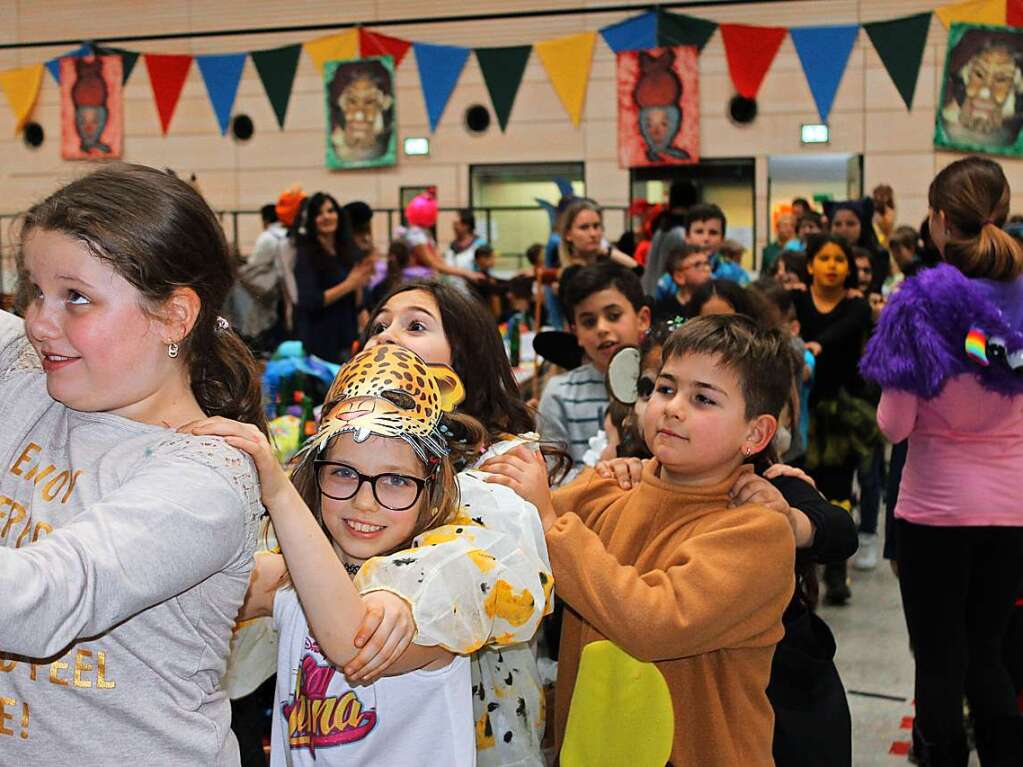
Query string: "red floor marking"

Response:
xmin=889 ymin=741 xmax=911 ymax=756
xmin=900 ymin=716 xmax=914 ymax=730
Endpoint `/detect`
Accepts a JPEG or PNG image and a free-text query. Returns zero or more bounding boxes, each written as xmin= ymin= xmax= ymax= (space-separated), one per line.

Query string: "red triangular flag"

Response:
xmin=1010 ymin=0 xmax=1023 ymax=26
xmin=720 ymin=24 xmax=787 ymax=99
xmin=359 ymin=28 xmax=412 ymax=67
xmin=144 ymin=53 xmax=193 ymax=134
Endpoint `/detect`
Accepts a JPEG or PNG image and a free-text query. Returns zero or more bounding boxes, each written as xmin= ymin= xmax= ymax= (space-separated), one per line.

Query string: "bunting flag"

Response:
xmin=864 ymin=13 xmax=932 ymax=110
xmin=413 ymin=42 xmax=471 ymax=131
xmin=936 ymin=0 xmax=1005 ymax=27
xmin=95 ymin=46 xmax=140 ymax=84
xmin=535 ymin=31 xmax=597 ymax=126
xmin=657 ymin=9 xmax=718 ymax=52
xmin=600 ymin=12 xmax=658 ymax=53
xmin=305 ymin=29 xmax=359 ymax=74
xmin=45 ymin=44 xmax=93 ymax=84
xmin=196 ymin=53 xmax=246 ymax=135
xmin=720 ymin=24 xmax=787 ymax=99
xmin=789 ymin=25 xmax=859 ymax=123
xmin=0 ymin=64 xmax=44 ymax=133
xmin=476 ymin=45 xmax=531 ymax=132
xmin=251 ymin=44 xmax=302 ymax=129
xmin=359 ymin=28 xmax=412 ymax=67
xmin=1010 ymin=0 xmax=1023 ymax=25
xmin=144 ymin=53 xmax=193 ymax=134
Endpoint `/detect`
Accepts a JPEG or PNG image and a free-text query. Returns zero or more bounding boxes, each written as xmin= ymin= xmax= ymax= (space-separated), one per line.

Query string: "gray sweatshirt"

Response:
xmin=0 ymin=311 xmax=261 ymax=765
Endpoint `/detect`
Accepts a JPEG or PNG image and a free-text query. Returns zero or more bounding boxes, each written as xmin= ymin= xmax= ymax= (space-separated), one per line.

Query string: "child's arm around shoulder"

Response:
xmin=548 ymin=501 xmax=795 ymax=663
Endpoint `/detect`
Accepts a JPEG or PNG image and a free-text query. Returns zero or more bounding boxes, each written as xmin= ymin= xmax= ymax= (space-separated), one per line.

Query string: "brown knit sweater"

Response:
xmin=548 ymin=461 xmax=795 ymax=767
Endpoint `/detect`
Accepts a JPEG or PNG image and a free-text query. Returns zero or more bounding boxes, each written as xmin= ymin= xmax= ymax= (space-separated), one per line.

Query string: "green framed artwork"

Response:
xmin=325 ymin=55 xmax=396 ymax=170
xmin=935 ymin=23 xmax=1023 ymax=157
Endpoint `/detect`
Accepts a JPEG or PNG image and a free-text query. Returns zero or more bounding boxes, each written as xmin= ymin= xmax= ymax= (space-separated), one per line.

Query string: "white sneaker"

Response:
xmin=853 ymin=532 xmax=878 ymax=571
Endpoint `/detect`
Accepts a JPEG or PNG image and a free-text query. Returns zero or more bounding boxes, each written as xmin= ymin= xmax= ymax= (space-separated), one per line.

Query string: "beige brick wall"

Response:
xmin=1 ymin=0 xmax=1021 ymax=259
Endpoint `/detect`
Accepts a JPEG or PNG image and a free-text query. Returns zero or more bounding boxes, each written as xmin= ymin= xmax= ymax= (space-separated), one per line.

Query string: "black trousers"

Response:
xmin=896 ymin=520 xmax=1023 ymax=764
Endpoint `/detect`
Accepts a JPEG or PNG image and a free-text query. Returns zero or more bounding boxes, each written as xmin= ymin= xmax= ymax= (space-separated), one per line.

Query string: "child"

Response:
xmin=505 ymin=274 xmax=540 ymax=331
xmin=861 ymin=156 xmax=1023 ymax=765
xmin=367 ymin=240 xmax=411 ymax=311
xmin=770 ymin=250 xmax=810 ymax=290
xmin=883 ymin=225 xmax=922 ymax=294
xmin=654 ymin=203 xmax=727 ymax=300
xmin=714 ymin=238 xmax=751 ymax=285
xmin=0 ymin=164 xmax=265 ymax=765
xmin=360 ymin=280 xmax=561 ymax=766
xmin=652 ymin=243 xmax=709 ymax=322
xmin=689 ymin=278 xmax=769 ymax=323
xmin=186 ymin=345 xmax=485 ymax=765
xmin=789 ymin=211 xmax=824 ymax=250
xmin=540 ymin=262 xmax=651 ymax=474
xmin=484 ymin=315 xmax=797 ymax=766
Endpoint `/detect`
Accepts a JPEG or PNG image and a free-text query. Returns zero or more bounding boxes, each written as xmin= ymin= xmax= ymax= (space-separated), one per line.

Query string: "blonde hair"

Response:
xmin=557 ymin=198 xmax=603 ymax=266
xmin=929 ymin=156 xmax=1023 ymax=281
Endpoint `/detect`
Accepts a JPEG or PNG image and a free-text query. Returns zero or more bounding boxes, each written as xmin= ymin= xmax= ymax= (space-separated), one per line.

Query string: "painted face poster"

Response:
xmin=60 ymin=55 xmax=123 ymax=160
xmin=325 ymin=56 xmax=396 ymax=170
xmin=617 ymin=46 xmax=699 ymax=168
xmin=935 ymin=23 xmax=1023 ymax=157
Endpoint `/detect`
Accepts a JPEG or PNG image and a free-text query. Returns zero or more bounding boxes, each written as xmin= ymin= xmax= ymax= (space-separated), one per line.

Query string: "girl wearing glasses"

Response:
xmin=183 ymin=344 xmax=508 ymax=765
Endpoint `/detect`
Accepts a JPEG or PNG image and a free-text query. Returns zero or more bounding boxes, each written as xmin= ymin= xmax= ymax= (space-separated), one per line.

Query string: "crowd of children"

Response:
xmin=1 ymin=154 xmax=1021 ymax=767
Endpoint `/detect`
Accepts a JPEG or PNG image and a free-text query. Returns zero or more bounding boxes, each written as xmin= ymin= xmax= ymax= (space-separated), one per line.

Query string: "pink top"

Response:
xmin=878 ymin=375 xmax=1023 ymax=526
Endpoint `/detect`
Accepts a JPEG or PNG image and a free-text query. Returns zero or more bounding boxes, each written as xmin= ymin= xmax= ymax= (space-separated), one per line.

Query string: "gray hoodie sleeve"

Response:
xmin=0 ymin=436 xmax=258 ymax=658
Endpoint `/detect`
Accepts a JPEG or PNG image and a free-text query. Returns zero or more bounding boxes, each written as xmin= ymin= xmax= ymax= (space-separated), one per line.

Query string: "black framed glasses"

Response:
xmin=314 ymin=460 xmax=432 ymax=511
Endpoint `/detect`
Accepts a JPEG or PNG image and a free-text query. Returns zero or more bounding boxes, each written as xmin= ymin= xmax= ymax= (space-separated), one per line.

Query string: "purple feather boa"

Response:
xmin=859 ymin=263 xmax=1023 ymax=399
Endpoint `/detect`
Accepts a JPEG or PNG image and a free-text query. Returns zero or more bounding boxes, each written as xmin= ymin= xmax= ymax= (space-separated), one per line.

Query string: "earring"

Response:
xmin=167 ymin=342 xmax=179 ymax=359
xmin=742 ymin=446 xmax=752 ymax=457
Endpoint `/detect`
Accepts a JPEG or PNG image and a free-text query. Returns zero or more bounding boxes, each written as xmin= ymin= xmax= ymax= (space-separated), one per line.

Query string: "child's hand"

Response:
xmin=178 ymin=417 xmax=292 ymax=508
xmin=806 ymin=341 xmax=822 ymax=356
xmin=763 ymin=462 xmax=817 ymax=489
xmin=594 ymin=457 xmax=646 ymax=489
xmin=480 ymin=446 xmax=557 ymax=531
xmin=344 ymin=590 xmax=416 ymax=683
xmin=728 ymin=472 xmax=789 ymax=515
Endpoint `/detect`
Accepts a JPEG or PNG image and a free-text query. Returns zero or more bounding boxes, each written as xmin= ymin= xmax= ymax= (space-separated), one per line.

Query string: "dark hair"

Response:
xmin=457 ymin=208 xmax=476 ymax=231
xmin=889 ymin=225 xmax=919 ymax=254
xmin=796 ymin=211 xmax=823 ymax=233
xmin=524 ymin=243 xmax=543 ymax=267
xmin=749 ymin=278 xmax=795 ymax=327
xmin=769 ymin=249 xmax=809 ymax=284
xmin=360 ymin=280 xmax=536 ymax=441
xmin=260 ymin=203 xmax=278 ymax=226
xmin=669 ymin=179 xmax=700 ymax=211
xmin=792 ymin=197 xmax=812 ymax=211
xmin=804 ymin=234 xmax=858 ymax=289
xmin=928 ymin=156 xmax=1023 ymax=280
xmin=665 ymin=243 xmax=704 ymax=274
xmin=560 ymin=261 xmax=646 ymax=323
xmin=343 ymin=201 xmax=373 ymax=235
xmin=381 ymin=240 xmax=410 ymax=287
xmin=688 ymin=279 xmax=769 ymax=326
xmin=297 ymin=192 xmax=360 ymax=272
xmin=17 ymin=163 xmax=266 ymax=435
xmin=328 ymin=60 xmax=393 ymax=136
xmin=685 ymin=203 xmax=727 ymax=234
xmin=508 ymin=275 xmax=535 ymax=300
xmin=662 ymin=314 xmax=794 ymax=420
xmin=475 ymin=245 xmax=494 ymax=262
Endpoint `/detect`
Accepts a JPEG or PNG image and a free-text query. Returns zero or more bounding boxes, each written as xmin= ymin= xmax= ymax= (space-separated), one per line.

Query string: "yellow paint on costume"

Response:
xmin=483 ymin=580 xmax=535 ymax=627
xmin=475 ymin=710 xmax=496 ymax=750
xmin=468 ymin=549 xmax=497 ymax=573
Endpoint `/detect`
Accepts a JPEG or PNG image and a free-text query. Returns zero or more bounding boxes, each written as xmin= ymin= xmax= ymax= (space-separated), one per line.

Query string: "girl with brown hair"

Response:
xmin=0 ymin=163 xmax=266 ymax=765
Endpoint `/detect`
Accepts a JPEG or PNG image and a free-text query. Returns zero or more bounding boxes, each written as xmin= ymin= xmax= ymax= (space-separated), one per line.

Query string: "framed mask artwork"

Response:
xmin=324 ymin=56 xmax=397 ymax=170
xmin=617 ymin=46 xmax=699 ymax=169
xmin=60 ymin=55 xmax=123 ymax=160
xmin=935 ymin=23 xmax=1023 ymax=157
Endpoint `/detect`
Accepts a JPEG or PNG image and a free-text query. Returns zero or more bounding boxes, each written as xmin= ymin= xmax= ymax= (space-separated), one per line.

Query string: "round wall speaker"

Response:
xmin=231 ymin=114 xmax=254 ymax=141
xmin=23 ymin=122 xmax=44 ymax=148
xmin=728 ymin=95 xmax=758 ymax=125
xmin=465 ymin=104 xmax=491 ymax=134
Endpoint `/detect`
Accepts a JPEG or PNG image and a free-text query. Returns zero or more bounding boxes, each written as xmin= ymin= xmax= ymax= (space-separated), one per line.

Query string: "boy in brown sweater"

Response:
xmin=484 ymin=314 xmax=796 ymax=766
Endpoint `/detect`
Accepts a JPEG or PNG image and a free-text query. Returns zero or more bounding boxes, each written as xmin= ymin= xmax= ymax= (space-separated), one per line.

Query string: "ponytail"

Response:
xmin=929 ymin=156 xmax=1023 ymax=281
xmin=188 ymin=320 xmax=268 ymax=437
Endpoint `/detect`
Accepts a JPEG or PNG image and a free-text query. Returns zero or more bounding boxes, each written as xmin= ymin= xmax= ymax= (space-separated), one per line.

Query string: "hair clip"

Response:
xmin=666 ymin=315 xmax=686 ymax=333
xmin=215 ymin=316 xmax=230 ymax=333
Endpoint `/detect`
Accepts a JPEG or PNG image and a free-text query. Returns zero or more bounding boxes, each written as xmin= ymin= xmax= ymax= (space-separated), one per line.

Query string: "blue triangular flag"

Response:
xmin=196 ymin=53 xmax=247 ymax=135
xmin=599 ymin=12 xmax=657 ymax=53
xmin=789 ymin=25 xmax=859 ymax=123
xmin=45 ymin=44 xmax=93 ymax=84
xmin=413 ymin=42 xmax=470 ymax=132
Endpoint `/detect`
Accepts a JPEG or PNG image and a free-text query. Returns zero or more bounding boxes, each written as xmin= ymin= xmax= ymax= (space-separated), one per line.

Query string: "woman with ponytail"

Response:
xmin=0 ymin=163 xmax=265 ymax=765
xmin=862 ymin=156 xmax=1023 ymax=766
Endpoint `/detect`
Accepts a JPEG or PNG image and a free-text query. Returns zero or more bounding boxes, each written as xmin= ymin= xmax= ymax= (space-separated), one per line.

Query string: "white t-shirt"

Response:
xmin=270 ymin=586 xmax=475 ymax=766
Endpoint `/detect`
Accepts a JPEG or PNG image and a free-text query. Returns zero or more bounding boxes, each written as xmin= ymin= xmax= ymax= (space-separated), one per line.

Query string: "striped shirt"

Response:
xmin=538 ymin=363 xmax=608 ymax=474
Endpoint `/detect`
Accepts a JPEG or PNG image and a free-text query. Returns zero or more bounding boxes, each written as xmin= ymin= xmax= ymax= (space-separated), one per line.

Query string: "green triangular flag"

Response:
xmin=251 ymin=44 xmax=301 ymax=129
xmin=864 ymin=12 xmax=931 ymax=110
xmin=657 ymin=9 xmax=718 ymax=52
xmin=475 ymin=45 xmax=531 ymax=132
xmin=95 ymin=46 xmax=140 ymax=84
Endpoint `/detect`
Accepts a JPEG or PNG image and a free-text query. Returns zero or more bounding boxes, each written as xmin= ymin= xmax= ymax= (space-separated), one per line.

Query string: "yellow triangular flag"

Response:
xmin=305 ymin=29 xmax=360 ymax=74
xmin=0 ymin=63 xmax=43 ymax=133
xmin=535 ymin=31 xmax=596 ymax=127
xmin=936 ymin=0 xmax=1006 ymax=27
